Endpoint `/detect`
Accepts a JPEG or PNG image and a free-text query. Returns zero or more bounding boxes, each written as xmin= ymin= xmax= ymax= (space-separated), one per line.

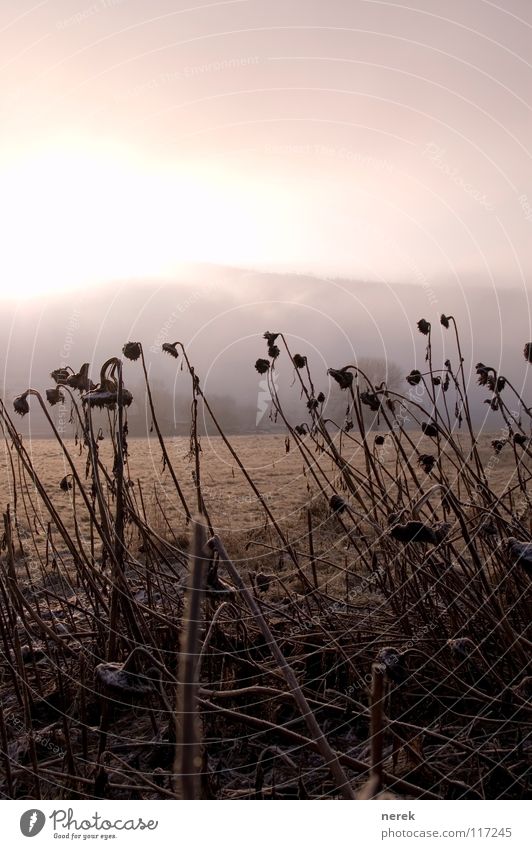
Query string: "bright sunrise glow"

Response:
xmin=1 ymin=1 xmax=528 ymax=299
xmin=0 ymin=140 xmax=286 ymax=299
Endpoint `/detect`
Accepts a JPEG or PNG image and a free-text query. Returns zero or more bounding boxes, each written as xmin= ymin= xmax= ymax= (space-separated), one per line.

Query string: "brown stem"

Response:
xmin=175 ymin=517 xmax=208 ymax=799
xmin=207 ymin=533 xmax=356 ymax=800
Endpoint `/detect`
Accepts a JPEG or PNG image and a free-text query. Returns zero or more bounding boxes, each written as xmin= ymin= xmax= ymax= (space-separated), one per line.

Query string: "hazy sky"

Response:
xmin=1 ymin=0 xmax=531 ymax=298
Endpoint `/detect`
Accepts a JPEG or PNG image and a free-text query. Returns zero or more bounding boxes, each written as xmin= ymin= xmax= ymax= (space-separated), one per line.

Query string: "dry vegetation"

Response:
xmin=0 ymin=317 xmax=531 ymax=800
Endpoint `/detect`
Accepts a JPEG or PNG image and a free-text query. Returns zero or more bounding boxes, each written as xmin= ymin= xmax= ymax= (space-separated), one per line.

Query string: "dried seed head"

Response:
xmin=497 ymin=376 xmax=506 ymax=391
xmin=67 ymin=363 xmax=95 ymax=392
xmin=255 ymin=358 xmax=270 ymax=375
xmin=476 ymin=365 xmax=490 ymax=386
xmin=13 ymin=393 xmax=29 ymax=416
xmin=162 ymin=342 xmax=179 ymax=358
xmin=440 ymin=314 xmax=450 ymax=329
xmin=329 ymin=494 xmax=347 ymax=514
xmin=491 ymin=439 xmax=505 ymax=455
xmin=20 ymin=645 xmax=45 ymax=664
xmin=421 ymin=421 xmax=439 ymax=438
xmin=374 ymin=434 xmax=385 ymax=445
xmin=389 ymin=521 xmax=438 ymax=545
xmin=94 ymin=662 xmax=155 ymax=698
xmin=524 ymin=343 xmax=532 ymax=363
xmin=255 ymin=572 xmax=273 ymax=593
xmin=479 ymin=518 xmax=497 ymax=538
xmin=377 ymin=646 xmax=402 ymax=666
xmin=406 ymin=370 xmax=422 ymax=386
xmin=295 ymin=424 xmax=307 ymax=436
xmin=513 ymin=433 xmax=527 ymax=446
xmin=433 ymin=521 xmax=451 ymax=543
xmin=205 ymin=568 xmax=233 ymax=596
xmin=377 ymin=647 xmax=406 ymax=683
xmin=507 ymin=537 xmax=532 ymax=576
xmin=387 ymin=509 xmax=407 ymax=526
xmin=316 ymin=391 xmax=325 ymax=403
xmin=122 ymin=342 xmax=141 ymax=361
xmin=50 ymin=368 xmax=70 ymax=384
xmin=60 ymin=476 xmax=72 ymax=491
xmin=82 ymin=388 xmax=133 ymax=410
xmin=360 ymin=391 xmax=380 ymax=411
xmin=268 ymin=344 xmax=280 ymax=359
xmin=511 ymin=676 xmax=532 ymax=701
xmin=263 ymin=331 xmax=279 ymax=346
xmin=447 ymin=637 xmax=476 ymax=658
xmin=292 ymin=353 xmax=307 ymax=369
xmin=46 ymin=387 xmax=64 ymax=406
xmin=418 ymin=453 xmax=436 ymax=473
xmin=417 ymin=318 xmax=431 ymax=335
xmin=327 ymin=367 xmax=353 ymax=390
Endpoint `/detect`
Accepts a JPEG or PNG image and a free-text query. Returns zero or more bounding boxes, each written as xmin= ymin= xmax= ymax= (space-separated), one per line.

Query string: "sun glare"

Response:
xmin=0 ymin=140 xmax=272 ymax=300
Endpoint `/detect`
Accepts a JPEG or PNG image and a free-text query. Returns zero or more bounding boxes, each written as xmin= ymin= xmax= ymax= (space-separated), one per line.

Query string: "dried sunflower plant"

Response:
xmin=0 ymin=314 xmax=530 ymax=801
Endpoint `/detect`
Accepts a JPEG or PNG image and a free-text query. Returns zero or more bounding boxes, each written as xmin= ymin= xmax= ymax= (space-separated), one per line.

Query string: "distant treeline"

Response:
xmin=3 ymin=358 xmax=405 ymax=438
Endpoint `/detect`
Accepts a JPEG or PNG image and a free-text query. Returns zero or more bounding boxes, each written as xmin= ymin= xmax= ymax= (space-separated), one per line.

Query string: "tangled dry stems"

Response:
xmin=0 ymin=317 xmax=530 ymax=800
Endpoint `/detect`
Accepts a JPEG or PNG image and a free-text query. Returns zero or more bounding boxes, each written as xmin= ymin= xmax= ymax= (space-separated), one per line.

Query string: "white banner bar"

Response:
xmin=2 ymin=800 xmax=529 ymax=848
